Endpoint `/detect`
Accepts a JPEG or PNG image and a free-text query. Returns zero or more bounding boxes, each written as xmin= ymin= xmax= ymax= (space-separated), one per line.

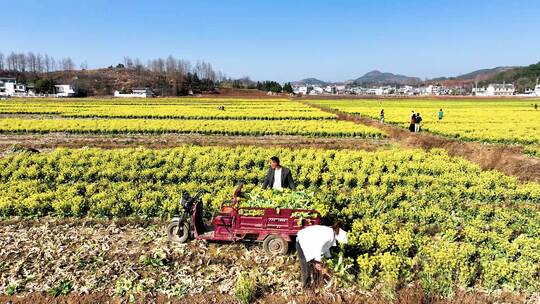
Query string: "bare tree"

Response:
xmin=217 ymin=71 xmax=227 ymax=82
xmin=80 ymin=60 xmax=88 ymax=70
xmin=61 ymin=57 xmax=75 ymax=71
xmin=0 ymin=52 xmax=4 ymax=70
xmin=124 ymin=57 xmax=134 ymax=69
xmin=27 ymin=52 xmax=37 ymax=72
xmin=193 ymin=60 xmax=203 ymax=78
xmin=149 ymin=58 xmax=165 ymax=73
xmin=178 ymin=59 xmax=191 ymax=77
xmin=36 ymin=53 xmax=44 ymax=73
xmin=16 ymin=53 xmax=27 ymax=71
xmin=166 ymin=56 xmax=177 ymax=75
xmin=6 ymin=52 xmax=16 ymax=70
xmin=43 ymin=54 xmax=51 ymax=72
xmin=50 ymin=57 xmax=57 ymax=72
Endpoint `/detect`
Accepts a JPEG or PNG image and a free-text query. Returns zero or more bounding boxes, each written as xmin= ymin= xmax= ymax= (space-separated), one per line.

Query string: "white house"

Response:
xmin=397 ymin=86 xmax=414 ymax=95
xmin=324 ymin=86 xmax=336 ymax=94
xmin=114 ymin=88 xmax=155 ymax=98
xmin=486 ymin=83 xmax=515 ymax=96
xmin=55 ymin=85 xmax=76 ymax=97
xmin=335 ymin=85 xmax=346 ymax=94
xmin=293 ymin=85 xmax=311 ymax=95
xmin=473 ymin=83 xmax=515 ymax=96
xmin=0 ymin=78 xmax=27 ymax=97
xmin=309 ymin=86 xmax=324 ymax=95
xmin=366 ymin=88 xmax=383 ymax=95
xmin=535 ymin=84 xmax=540 ymax=97
xmin=472 ymin=87 xmax=488 ymax=96
xmin=0 ymin=77 xmax=16 ymax=96
xmin=424 ymin=85 xmax=443 ymax=96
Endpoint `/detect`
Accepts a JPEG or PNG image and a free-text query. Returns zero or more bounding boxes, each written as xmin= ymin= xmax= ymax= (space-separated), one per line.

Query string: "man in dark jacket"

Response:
xmin=262 ymin=156 xmax=296 ymax=190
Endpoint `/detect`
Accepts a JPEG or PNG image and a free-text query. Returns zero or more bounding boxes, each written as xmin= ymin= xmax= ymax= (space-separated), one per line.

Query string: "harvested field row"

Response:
xmin=0 ymin=134 xmax=390 ymax=155
xmin=0 ymin=218 xmax=535 ymax=304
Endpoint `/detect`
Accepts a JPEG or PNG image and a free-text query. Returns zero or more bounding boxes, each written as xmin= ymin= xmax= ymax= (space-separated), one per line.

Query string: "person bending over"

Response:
xmin=296 ymin=223 xmax=348 ymax=288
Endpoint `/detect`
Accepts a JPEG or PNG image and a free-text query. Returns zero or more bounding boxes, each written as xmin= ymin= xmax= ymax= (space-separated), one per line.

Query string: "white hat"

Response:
xmin=335 ymin=228 xmax=348 ymax=244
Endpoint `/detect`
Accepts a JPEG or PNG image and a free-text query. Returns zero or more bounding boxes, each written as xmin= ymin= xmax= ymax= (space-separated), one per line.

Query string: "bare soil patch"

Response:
xmin=0 ymin=134 xmax=389 ymax=155
xmin=0 ymin=218 xmax=532 ymax=304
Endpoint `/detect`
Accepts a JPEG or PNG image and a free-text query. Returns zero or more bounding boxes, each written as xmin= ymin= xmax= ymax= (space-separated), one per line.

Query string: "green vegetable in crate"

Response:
xmin=244 ymin=189 xmax=316 ymax=210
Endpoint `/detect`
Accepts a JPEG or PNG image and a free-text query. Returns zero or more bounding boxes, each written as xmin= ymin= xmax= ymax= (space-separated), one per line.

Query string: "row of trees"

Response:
xmin=220 ymin=78 xmax=294 ymax=94
xmin=0 ymin=51 xmax=224 ymax=96
xmin=256 ymin=81 xmax=293 ymax=93
xmin=118 ymin=56 xmax=222 ymax=95
xmin=117 ymin=56 xmax=223 ymax=82
xmin=0 ymin=52 xmax=78 ymax=72
xmin=0 ymin=51 xmax=223 ymax=83
xmin=0 ymin=51 xmax=294 ymax=96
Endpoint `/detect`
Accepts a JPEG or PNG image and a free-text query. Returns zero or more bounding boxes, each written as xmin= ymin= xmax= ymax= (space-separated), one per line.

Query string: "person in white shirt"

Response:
xmin=261 ymin=156 xmax=296 ymax=190
xmin=296 ymin=223 xmax=348 ymax=288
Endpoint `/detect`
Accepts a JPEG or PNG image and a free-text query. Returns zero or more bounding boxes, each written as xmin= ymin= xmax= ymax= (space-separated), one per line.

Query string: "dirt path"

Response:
xmin=305 ymin=102 xmax=540 ymax=184
xmin=0 ymin=134 xmax=389 ymax=155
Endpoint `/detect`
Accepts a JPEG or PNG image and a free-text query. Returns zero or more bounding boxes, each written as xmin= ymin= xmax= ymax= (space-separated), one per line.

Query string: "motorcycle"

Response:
xmin=166 ymin=189 xmax=205 ymax=243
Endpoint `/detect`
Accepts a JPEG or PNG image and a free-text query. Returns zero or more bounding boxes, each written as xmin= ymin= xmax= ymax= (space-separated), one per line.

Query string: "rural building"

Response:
xmin=424 ymin=85 xmax=443 ymax=95
xmin=0 ymin=78 xmax=28 ymax=97
xmin=0 ymin=77 xmax=17 ymax=96
xmin=293 ymin=85 xmax=312 ymax=95
xmin=486 ymin=83 xmax=515 ymax=96
xmin=397 ymin=85 xmax=414 ymax=95
xmin=535 ymin=84 xmax=540 ymax=96
xmin=473 ymin=83 xmax=515 ymax=96
xmin=114 ymin=88 xmax=155 ymax=98
xmin=55 ymin=85 xmax=76 ymax=97
xmin=366 ymin=88 xmax=383 ymax=95
xmin=309 ymin=86 xmax=324 ymax=95
xmin=324 ymin=86 xmax=336 ymax=94
xmin=472 ymin=87 xmax=487 ymax=96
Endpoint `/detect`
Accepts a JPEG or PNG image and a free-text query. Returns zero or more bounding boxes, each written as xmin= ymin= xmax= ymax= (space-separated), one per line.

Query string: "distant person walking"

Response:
xmin=380 ymin=109 xmax=385 ymax=123
xmin=415 ymin=113 xmax=422 ymax=132
xmin=535 ymin=104 xmax=538 ymax=110
xmin=409 ymin=113 xmax=416 ymax=132
xmin=438 ymin=109 xmax=444 ymax=121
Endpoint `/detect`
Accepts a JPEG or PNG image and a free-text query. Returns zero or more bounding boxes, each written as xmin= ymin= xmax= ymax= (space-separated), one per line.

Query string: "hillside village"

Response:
xmin=291 ymin=82 xmax=540 ymax=97
xmin=2 ymin=74 xmax=540 ymax=99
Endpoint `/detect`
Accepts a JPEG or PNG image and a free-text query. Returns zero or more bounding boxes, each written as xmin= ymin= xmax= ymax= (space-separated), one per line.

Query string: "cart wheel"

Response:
xmin=167 ymin=221 xmax=190 ymax=243
xmin=263 ymin=235 xmax=288 ymax=256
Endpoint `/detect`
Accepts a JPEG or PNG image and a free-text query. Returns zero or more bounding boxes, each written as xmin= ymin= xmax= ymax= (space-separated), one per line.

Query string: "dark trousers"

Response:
xmin=296 ymin=241 xmax=314 ymax=288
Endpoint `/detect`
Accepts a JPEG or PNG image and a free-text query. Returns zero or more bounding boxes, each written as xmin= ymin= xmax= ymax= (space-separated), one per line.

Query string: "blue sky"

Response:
xmin=2 ymin=0 xmax=539 ymax=82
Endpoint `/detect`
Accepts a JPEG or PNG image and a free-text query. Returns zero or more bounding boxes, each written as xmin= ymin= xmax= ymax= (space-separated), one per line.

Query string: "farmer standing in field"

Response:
xmin=438 ymin=109 xmax=444 ymax=121
xmin=409 ymin=113 xmax=416 ymax=132
xmin=262 ymin=156 xmax=296 ymax=190
xmin=380 ymin=109 xmax=385 ymax=123
xmin=415 ymin=113 xmax=423 ymax=132
xmin=296 ymin=223 xmax=348 ymax=288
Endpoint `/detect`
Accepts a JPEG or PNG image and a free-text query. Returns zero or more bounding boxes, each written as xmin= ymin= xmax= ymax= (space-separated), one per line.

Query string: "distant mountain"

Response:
xmin=432 ymin=66 xmax=516 ymax=82
xmin=293 ymin=78 xmax=328 ymax=86
xmin=293 ymin=63 xmax=538 ymax=88
xmin=483 ymin=62 xmax=540 ymax=87
xmin=353 ymin=70 xmax=421 ymax=85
